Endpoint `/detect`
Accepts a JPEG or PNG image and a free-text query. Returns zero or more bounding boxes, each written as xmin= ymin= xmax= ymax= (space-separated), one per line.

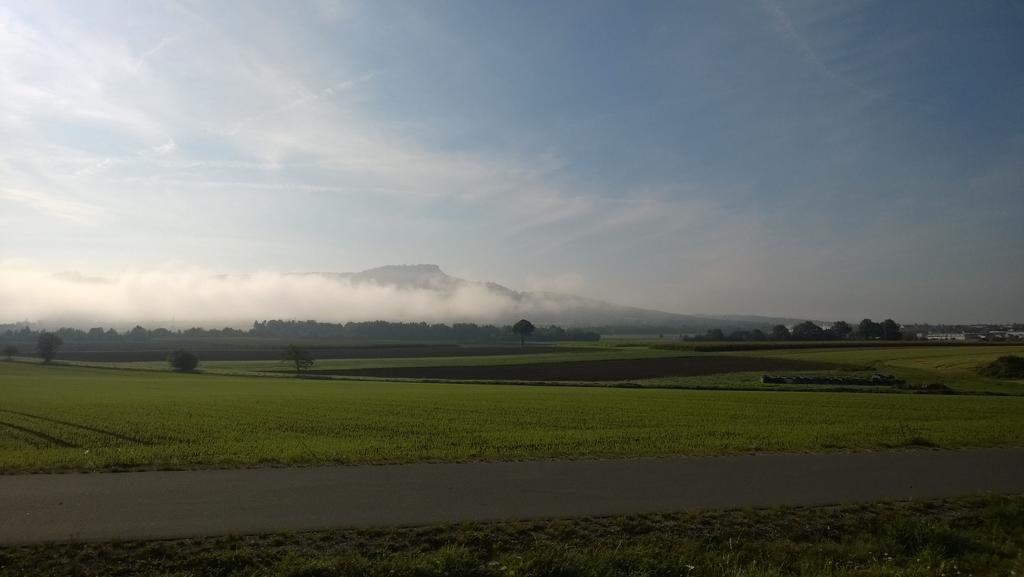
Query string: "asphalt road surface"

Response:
xmin=2 ymin=448 xmax=1022 ymax=544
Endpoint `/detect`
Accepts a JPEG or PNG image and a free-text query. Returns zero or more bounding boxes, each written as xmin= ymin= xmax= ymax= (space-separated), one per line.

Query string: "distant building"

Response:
xmin=925 ymin=333 xmax=966 ymax=341
xmin=985 ymin=331 xmax=1024 ymax=341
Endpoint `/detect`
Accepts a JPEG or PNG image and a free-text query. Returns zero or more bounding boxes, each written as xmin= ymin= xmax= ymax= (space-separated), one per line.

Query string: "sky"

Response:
xmin=1 ymin=0 xmax=1022 ymax=324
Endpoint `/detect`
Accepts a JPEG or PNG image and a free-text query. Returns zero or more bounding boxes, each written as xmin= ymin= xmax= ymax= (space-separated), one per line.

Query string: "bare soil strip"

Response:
xmin=309 ymin=355 xmax=839 ymax=381
xmin=1 ymin=448 xmax=1021 ymax=544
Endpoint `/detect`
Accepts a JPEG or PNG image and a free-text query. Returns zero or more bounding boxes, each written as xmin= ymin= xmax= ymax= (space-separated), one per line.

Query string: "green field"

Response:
xmin=58 ymin=346 xmax=686 ymax=375
xmin=735 ymin=344 xmax=1024 ymax=395
xmin=34 ymin=342 xmax=1024 ymax=396
xmin=2 ymin=361 xmax=1023 ymax=472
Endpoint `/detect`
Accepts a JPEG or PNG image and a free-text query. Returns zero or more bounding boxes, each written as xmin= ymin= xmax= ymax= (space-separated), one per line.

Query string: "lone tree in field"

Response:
xmin=282 ymin=344 xmax=315 ymax=375
xmin=36 ymin=332 xmax=63 ymax=363
xmin=168 ymin=349 xmax=200 ymax=372
xmin=2 ymin=345 xmax=17 ymax=361
xmin=512 ymin=319 xmax=535 ymax=347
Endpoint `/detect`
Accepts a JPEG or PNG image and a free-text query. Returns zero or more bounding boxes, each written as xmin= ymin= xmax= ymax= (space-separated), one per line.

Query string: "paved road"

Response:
xmin=2 ymin=448 xmax=1023 ymax=545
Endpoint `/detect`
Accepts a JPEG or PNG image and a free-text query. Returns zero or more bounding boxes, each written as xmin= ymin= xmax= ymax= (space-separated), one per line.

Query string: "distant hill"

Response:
xmin=297 ymin=265 xmax=808 ymax=331
xmin=13 ymin=264 xmax=812 ymax=331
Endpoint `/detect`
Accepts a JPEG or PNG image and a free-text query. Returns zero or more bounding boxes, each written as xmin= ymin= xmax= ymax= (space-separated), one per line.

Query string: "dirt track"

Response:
xmin=1 ymin=448 xmax=1021 ymax=544
xmin=309 ymin=355 xmax=839 ymax=381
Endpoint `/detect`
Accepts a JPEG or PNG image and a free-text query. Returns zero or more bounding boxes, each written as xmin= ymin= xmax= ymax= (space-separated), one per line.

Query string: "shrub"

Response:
xmin=168 ymin=349 xmax=200 ymax=372
xmin=978 ymin=355 xmax=1024 ymax=379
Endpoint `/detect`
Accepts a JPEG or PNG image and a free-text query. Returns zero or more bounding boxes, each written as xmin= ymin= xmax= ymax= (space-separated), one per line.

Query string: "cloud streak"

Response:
xmin=0 ymin=188 xmax=104 ymax=224
xmin=760 ymin=0 xmax=880 ymax=101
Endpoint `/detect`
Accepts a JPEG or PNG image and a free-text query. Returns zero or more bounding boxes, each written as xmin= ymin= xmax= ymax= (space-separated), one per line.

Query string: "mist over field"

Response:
xmin=0 ymin=265 xmax=571 ymax=328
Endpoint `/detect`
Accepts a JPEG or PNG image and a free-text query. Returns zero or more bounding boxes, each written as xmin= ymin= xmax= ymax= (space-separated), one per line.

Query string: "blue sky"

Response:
xmin=1 ymin=0 xmax=1022 ymax=323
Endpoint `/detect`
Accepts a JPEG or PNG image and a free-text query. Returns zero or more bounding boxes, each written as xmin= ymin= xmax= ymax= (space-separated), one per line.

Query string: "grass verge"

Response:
xmin=2 ymin=495 xmax=1021 ymax=576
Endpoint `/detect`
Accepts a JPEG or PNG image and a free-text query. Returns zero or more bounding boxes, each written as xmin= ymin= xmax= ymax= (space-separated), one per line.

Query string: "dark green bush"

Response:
xmin=167 ymin=349 xmax=200 ymax=372
xmin=978 ymin=355 xmax=1024 ymax=379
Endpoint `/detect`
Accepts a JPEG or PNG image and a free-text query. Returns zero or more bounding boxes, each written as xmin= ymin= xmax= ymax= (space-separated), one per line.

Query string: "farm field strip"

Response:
xmin=308 ymin=355 xmax=840 ymax=382
xmin=41 ymin=347 xmax=691 ymax=375
xmin=732 ymin=344 xmax=1024 ymax=369
xmin=43 ymin=345 xmax=610 ymax=364
xmin=1 ymin=362 xmax=1024 ymax=473
xmin=722 ymin=344 xmax=1024 ymax=395
xmin=12 ymin=344 xmax=1024 ymax=396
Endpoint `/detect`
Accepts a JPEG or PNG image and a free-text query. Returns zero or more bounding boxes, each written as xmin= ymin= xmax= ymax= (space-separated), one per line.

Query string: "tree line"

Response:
xmin=690 ymin=318 xmax=905 ymax=342
xmin=4 ymin=319 xmax=546 ymax=375
xmin=0 ymin=319 xmax=600 ymax=344
xmin=3 ymin=332 xmax=321 ymax=376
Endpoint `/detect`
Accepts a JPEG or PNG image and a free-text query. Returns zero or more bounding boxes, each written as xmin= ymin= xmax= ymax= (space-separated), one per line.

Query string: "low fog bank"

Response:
xmin=0 ymin=266 xmax=567 ymax=328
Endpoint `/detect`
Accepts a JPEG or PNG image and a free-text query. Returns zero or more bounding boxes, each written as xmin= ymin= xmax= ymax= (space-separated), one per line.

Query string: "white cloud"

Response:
xmin=0 ymin=264 xmax=568 ymax=326
xmin=152 ymin=139 xmax=177 ymax=154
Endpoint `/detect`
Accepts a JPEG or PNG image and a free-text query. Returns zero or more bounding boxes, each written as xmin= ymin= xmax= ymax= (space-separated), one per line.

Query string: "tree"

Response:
xmin=880 ymin=318 xmax=903 ymax=341
xmin=771 ymin=324 xmax=791 ymax=340
xmin=704 ymin=328 xmax=725 ymax=341
xmin=36 ymin=332 xmax=63 ymax=363
xmin=2 ymin=345 xmax=17 ymax=360
xmin=831 ymin=321 xmax=853 ymax=339
xmin=512 ymin=319 xmax=535 ymax=347
xmin=282 ymin=344 xmax=315 ymax=375
xmin=857 ymin=318 xmax=882 ymax=340
xmin=791 ymin=321 xmax=825 ymax=340
xmin=168 ymin=349 xmax=199 ymax=372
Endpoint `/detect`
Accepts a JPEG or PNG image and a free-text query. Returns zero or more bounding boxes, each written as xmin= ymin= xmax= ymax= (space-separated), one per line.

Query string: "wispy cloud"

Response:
xmin=760 ymin=0 xmax=880 ymax=101
xmin=0 ymin=1 xmax=1019 ymax=323
xmin=0 ymin=188 xmax=104 ymax=224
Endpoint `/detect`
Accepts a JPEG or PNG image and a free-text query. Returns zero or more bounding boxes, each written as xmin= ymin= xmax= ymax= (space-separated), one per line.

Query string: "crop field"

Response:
xmin=47 ymin=344 xmax=602 ymax=363
xmin=27 ymin=342 xmax=1024 ymax=395
xmin=735 ymin=344 xmax=1024 ymax=395
xmin=2 ymin=362 xmax=1024 ymax=473
xmin=48 ymin=346 xmax=688 ymax=375
xmin=742 ymin=344 xmax=1024 ymax=371
xmin=306 ymin=355 xmax=839 ymax=381
xmin=48 ymin=342 xmax=1023 ymax=395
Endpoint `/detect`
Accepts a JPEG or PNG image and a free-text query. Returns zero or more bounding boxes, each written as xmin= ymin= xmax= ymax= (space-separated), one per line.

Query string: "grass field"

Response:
xmin=4 ymin=495 xmax=1022 ymax=576
xmin=41 ymin=346 xmax=685 ymax=375
xmin=737 ymin=344 xmax=1024 ymax=395
xmin=35 ymin=342 xmax=1024 ymax=395
xmin=46 ymin=344 xmax=608 ymax=363
xmin=299 ymin=355 xmax=838 ymax=381
xmin=2 ymin=361 xmax=1024 ymax=472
